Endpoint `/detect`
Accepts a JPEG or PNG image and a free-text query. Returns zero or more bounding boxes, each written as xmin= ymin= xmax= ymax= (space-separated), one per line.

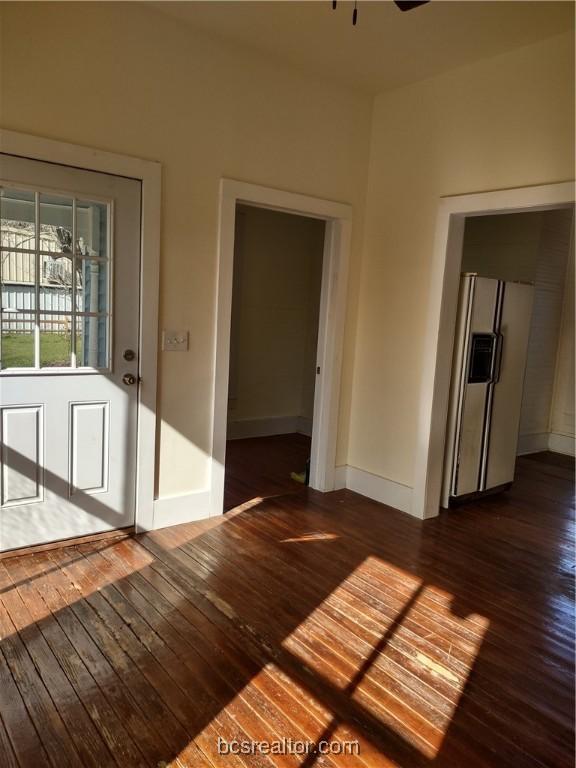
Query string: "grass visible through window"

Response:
xmin=1 ymin=332 xmax=74 ymax=368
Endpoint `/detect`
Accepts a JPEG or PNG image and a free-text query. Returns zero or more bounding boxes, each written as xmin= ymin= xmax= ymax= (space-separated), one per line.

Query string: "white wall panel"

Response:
xmin=520 ymin=209 xmax=573 ymax=443
xmin=550 ymin=229 xmax=575 ymax=446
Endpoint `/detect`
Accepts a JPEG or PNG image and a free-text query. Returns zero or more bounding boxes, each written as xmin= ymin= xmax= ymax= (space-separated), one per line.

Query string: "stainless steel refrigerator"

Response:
xmin=441 ymin=273 xmax=534 ymax=507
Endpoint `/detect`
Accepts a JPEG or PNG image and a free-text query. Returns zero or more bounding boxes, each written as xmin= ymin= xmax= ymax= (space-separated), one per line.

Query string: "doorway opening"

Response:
xmin=413 ymin=182 xmax=575 ymax=520
xmin=440 ymin=206 xmax=574 ymax=511
xmin=225 ymin=204 xmax=324 ymax=511
xmin=211 ymin=180 xmax=352 ymax=516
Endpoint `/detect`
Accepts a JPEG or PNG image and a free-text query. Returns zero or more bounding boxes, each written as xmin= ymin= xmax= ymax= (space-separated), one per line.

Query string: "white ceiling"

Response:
xmin=150 ymin=1 xmax=574 ymax=94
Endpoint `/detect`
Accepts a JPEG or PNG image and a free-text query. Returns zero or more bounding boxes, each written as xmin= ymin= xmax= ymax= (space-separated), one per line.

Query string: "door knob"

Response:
xmin=122 ymin=373 xmax=136 ymax=386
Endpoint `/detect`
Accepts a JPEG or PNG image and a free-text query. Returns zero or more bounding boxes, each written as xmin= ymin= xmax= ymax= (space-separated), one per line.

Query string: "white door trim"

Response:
xmin=0 ymin=129 xmax=161 ymax=532
xmin=413 ymin=180 xmax=575 ymax=520
xmin=210 ymin=178 xmax=352 ymax=514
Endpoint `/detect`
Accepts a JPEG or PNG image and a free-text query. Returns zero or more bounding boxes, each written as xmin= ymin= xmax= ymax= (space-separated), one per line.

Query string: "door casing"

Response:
xmin=0 ymin=129 xmax=161 ymax=532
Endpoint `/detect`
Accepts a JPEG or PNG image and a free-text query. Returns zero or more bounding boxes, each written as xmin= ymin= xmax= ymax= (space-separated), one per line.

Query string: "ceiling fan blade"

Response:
xmin=394 ymin=1 xmax=430 ymax=11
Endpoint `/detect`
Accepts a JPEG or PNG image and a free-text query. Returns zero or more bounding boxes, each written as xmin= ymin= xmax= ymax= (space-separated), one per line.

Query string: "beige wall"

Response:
xmin=348 ymin=32 xmax=574 ymax=489
xmin=228 ymin=205 xmax=324 ymax=433
xmin=1 ymin=4 xmax=573 ymax=503
xmin=0 ymin=2 xmax=372 ymax=498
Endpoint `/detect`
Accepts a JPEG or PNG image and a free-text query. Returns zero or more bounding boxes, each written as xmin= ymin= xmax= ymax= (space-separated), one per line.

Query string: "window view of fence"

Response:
xmin=0 ymin=188 xmax=110 ymax=370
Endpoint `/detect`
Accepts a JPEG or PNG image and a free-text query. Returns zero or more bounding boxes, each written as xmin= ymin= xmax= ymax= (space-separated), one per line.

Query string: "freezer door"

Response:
xmin=485 ymin=282 xmax=534 ymax=489
xmin=453 ymin=277 xmax=499 ymax=497
xmin=441 ymin=275 xmax=473 ymax=507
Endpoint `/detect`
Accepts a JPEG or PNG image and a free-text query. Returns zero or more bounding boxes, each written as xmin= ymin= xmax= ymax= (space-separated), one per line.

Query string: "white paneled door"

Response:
xmin=0 ymin=154 xmax=141 ymax=551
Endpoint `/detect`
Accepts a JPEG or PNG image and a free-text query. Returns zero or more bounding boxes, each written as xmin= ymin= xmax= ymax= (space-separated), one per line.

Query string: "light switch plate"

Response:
xmin=162 ymin=329 xmax=189 ymax=352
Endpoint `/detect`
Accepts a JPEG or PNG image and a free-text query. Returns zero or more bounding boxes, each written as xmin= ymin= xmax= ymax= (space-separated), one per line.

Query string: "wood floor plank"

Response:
xmin=94 ymin=537 xmax=395 ymax=768
xmin=51 ymin=545 xmax=273 ymax=768
xmin=0 ymin=450 xmax=572 ymax=768
xmin=84 ymin=544 xmax=327 ymax=768
xmin=244 ymin=511 xmax=575 ymax=755
xmin=107 ymin=537 xmax=363 ymax=753
xmin=138 ymin=536 xmax=411 ymax=767
xmin=222 ymin=503 xmax=575 ymax=731
xmin=0 ymin=587 xmax=84 ymax=768
xmin=32 ymin=548 xmax=199 ymax=768
xmin=137 ymin=527 xmax=438 ymax=768
xmin=154 ymin=523 xmax=547 ymax=768
xmin=0 ymin=640 xmax=49 ymax=768
xmin=0 ymin=710 xmax=18 ymax=768
xmin=196 ymin=506 xmax=572 ymax=765
xmin=46 ymin=548 xmax=219 ymax=768
xmin=9 ymin=553 xmax=151 ymax=768
xmin=282 ymin=494 xmax=574 ymax=654
xmin=0 ymin=560 xmax=114 ymax=768
xmin=166 ymin=528 xmax=446 ymax=755
xmin=78 ymin=545 xmax=295 ymax=768
xmin=225 ymin=434 xmax=310 ymax=512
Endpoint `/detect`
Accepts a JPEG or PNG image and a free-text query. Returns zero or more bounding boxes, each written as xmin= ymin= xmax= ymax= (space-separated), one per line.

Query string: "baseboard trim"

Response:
xmin=346 ymin=466 xmax=413 ymax=515
xmin=296 ymin=415 xmax=313 ymax=437
xmin=153 ymin=463 xmax=417 ymax=532
xmin=548 ymin=432 xmax=576 ymax=457
xmin=334 ymin=465 xmax=347 ymax=490
xmin=332 ymin=464 xmax=414 ymax=516
xmin=517 ymin=433 xmax=549 ymax=456
xmin=153 ymin=489 xmax=211 ymax=529
xmin=227 ymin=415 xmax=312 ymax=440
xmin=517 ymin=432 xmax=576 ymax=457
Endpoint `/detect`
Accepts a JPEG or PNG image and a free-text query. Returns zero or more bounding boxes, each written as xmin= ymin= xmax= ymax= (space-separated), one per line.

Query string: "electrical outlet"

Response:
xmin=162 ymin=330 xmax=189 ymax=351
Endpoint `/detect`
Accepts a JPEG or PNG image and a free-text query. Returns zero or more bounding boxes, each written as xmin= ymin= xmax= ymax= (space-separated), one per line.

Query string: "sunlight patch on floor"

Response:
xmin=281 ymin=531 xmax=340 ymax=543
xmin=226 ymin=496 xmax=266 ymax=515
xmin=193 ymin=660 xmax=374 ymax=766
xmin=0 ymin=542 xmax=154 ymax=628
xmin=280 ymin=556 xmax=489 ymax=759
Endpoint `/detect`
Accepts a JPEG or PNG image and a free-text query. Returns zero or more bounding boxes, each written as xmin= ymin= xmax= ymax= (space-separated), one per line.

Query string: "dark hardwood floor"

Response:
xmin=0 ymin=452 xmax=573 ymax=767
xmin=224 ymin=433 xmax=311 ymax=512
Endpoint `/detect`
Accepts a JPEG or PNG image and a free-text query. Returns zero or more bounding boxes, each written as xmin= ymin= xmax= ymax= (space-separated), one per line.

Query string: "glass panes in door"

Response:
xmin=0 ymin=186 xmax=111 ymax=370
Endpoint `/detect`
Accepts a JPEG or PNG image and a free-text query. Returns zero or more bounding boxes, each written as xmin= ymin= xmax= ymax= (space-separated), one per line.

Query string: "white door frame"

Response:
xmin=413 ymin=180 xmax=575 ymax=520
xmin=210 ymin=179 xmax=352 ymax=514
xmin=0 ymin=129 xmax=161 ymax=532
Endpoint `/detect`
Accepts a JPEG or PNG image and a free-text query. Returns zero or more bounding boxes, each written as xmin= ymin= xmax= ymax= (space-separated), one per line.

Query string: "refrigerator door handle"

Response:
xmin=493 ymin=333 xmax=504 ymax=383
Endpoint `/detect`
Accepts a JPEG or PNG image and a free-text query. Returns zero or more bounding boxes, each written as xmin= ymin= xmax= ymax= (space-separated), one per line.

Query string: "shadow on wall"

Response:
xmin=0 ymin=446 xmax=574 ymax=766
